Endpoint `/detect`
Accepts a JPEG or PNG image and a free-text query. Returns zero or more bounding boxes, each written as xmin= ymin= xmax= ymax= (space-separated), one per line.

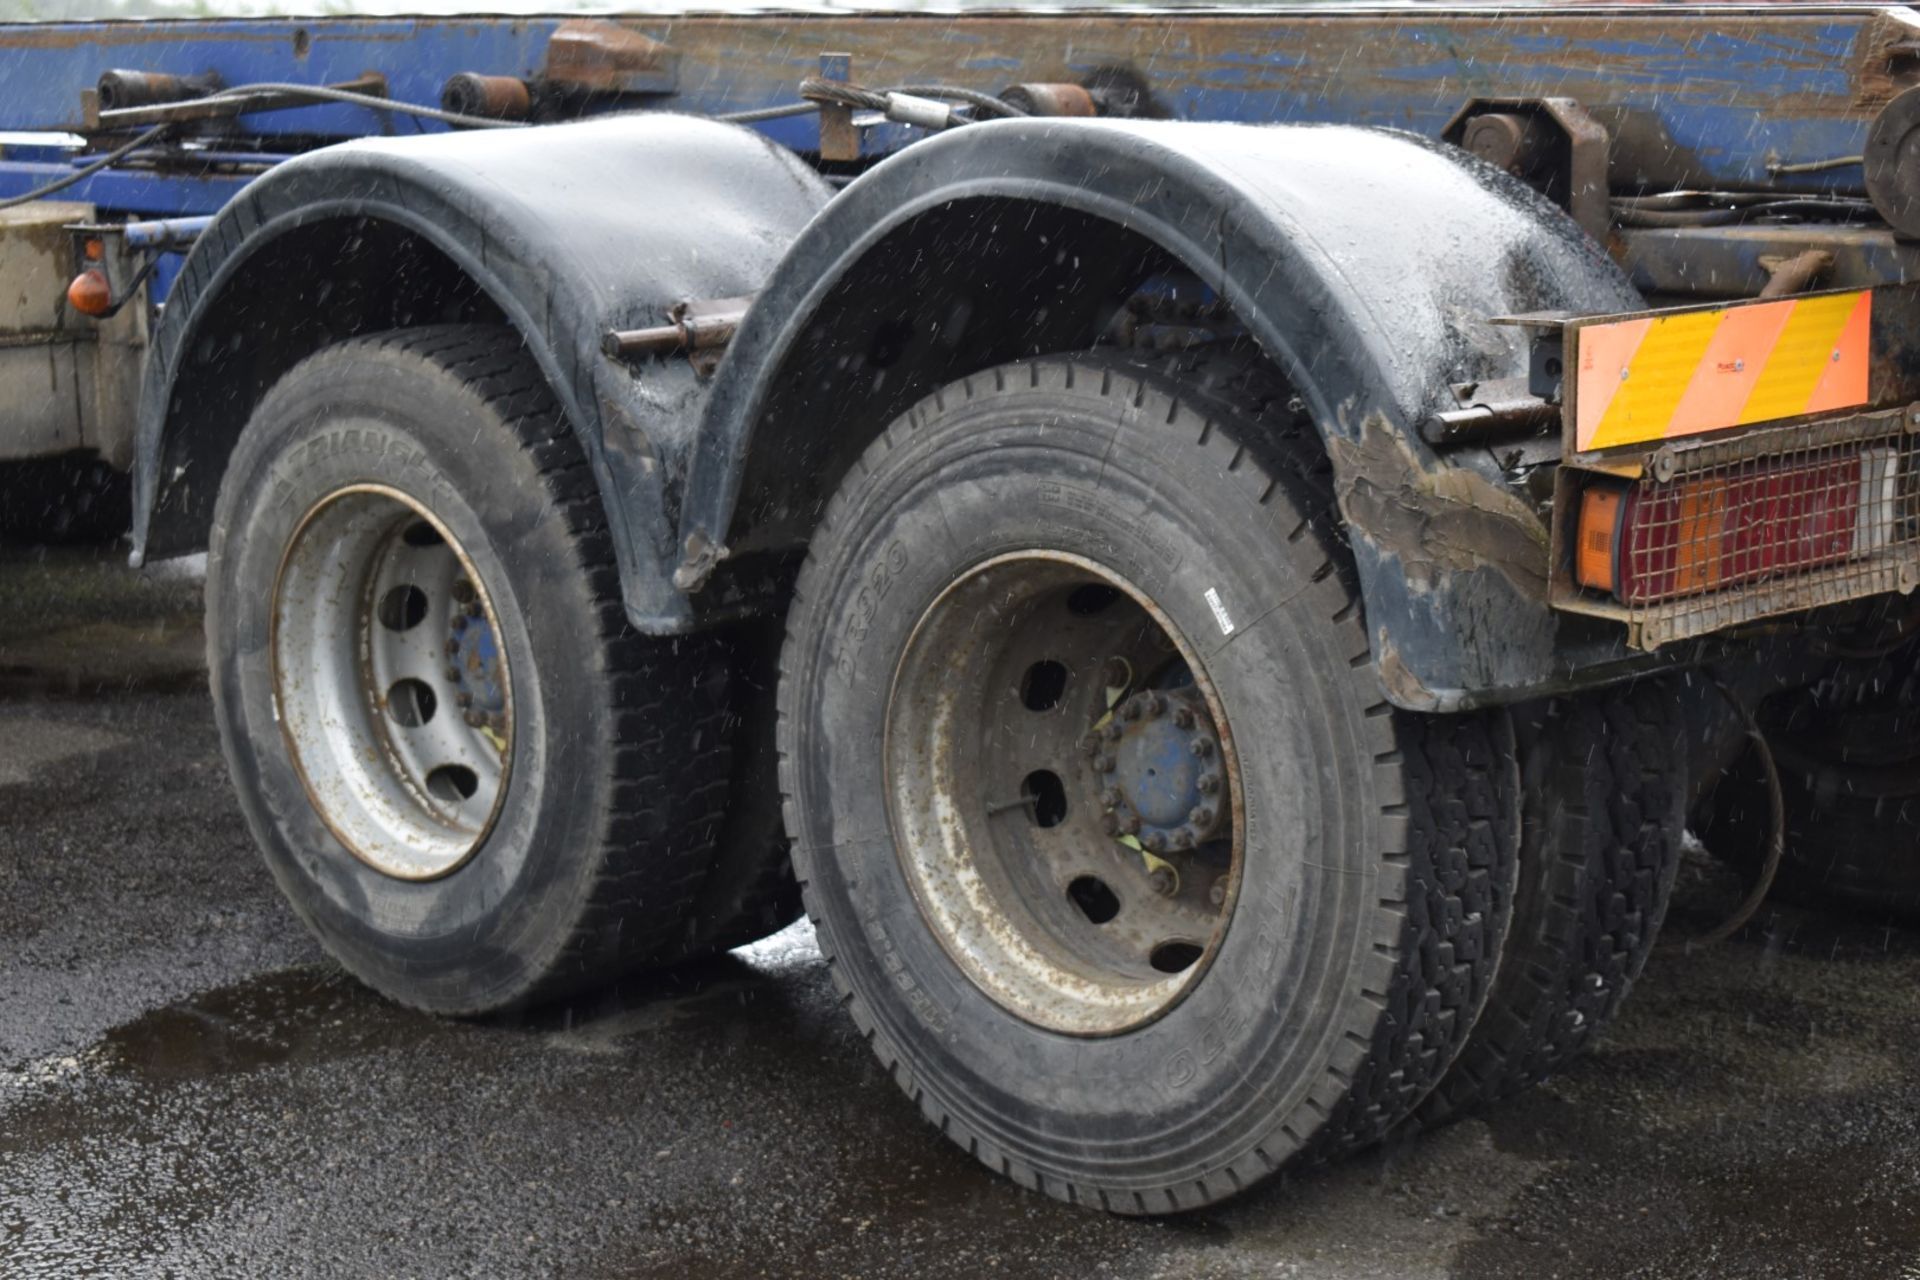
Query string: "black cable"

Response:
xmin=0 ymin=123 xmax=172 ymax=212
xmin=1668 ymin=677 xmax=1786 ymax=952
xmin=713 ymin=101 xmax=820 ymax=124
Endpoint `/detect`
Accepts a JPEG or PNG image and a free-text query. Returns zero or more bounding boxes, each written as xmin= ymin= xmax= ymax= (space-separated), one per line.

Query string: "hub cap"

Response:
xmin=884 ymin=552 xmax=1242 ymax=1036
xmin=271 ymin=485 xmax=513 ymax=881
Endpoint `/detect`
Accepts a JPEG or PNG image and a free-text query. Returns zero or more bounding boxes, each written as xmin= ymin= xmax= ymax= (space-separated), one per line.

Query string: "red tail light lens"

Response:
xmin=1575 ymin=450 xmax=1893 ymax=606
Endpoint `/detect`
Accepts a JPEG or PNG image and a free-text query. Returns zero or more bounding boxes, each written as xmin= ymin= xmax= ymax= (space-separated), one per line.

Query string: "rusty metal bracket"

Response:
xmin=603 ymin=294 xmax=753 ymax=377
xmin=815 ymin=52 xmax=859 ymax=163
xmin=1443 ymin=98 xmax=1611 ymax=245
xmin=541 ymin=20 xmax=677 ymax=96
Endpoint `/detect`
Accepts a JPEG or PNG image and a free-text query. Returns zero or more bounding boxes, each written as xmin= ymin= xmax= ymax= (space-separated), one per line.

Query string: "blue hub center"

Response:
xmin=1092 ymin=686 xmax=1226 ymax=853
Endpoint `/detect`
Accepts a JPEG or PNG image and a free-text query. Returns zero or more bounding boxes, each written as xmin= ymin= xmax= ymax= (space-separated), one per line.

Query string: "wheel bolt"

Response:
xmin=444 ymin=665 xmax=461 ymax=682
xmin=1100 ymin=788 xmax=1122 ymax=809
xmin=1149 ymin=866 xmax=1177 ymax=897
xmin=1080 ymin=733 xmax=1101 ymax=756
xmin=443 ymin=637 xmax=460 ymax=657
xmin=1142 ymin=832 xmax=1167 ymax=854
xmin=452 ymin=615 xmax=468 ymax=633
xmin=456 ymin=691 xmax=473 ymax=709
xmin=1145 ymin=693 xmax=1166 ymax=718
xmin=1101 ymin=812 xmax=1120 ymax=836
xmin=1190 ymin=738 xmax=1215 ymax=759
xmin=1171 ymin=829 xmax=1195 ymax=851
xmin=1103 ymin=658 xmax=1129 ymax=688
xmin=466 ymin=601 xmax=485 ymax=619
xmin=451 ymin=578 xmax=476 ymax=604
xmin=1094 ymin=754 xmax=1116 ymax=773
xmin=464 ymin=709 xmax=486 ymax=728
xmin=1209 ymin=877 xmax=1229 ymax=908
xmin=1104 ymin=722 xmax=1124 ymax=742
xmin=1198 ymin=772 xmax=1221 ymax=796
xmin=1189 ymin=806 xmax=1215 ymax=828
xmin=1119 ymin=813 xmax=1141 ymax=835
xmin=1172 ymin=706 xmax=1195 ymax=729
xmin=1122 ymin=698 xmax=1144 ymax=722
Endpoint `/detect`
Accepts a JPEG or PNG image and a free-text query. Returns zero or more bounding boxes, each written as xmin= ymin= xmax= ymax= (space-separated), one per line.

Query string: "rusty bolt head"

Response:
xmin=1149 ymin=866 xmax=1177 ymax=897
xmin=1145 ymin=693 xmax=1167 ymax=718
xmin=1171 ymin=828 xmax=1196 ymax=851
xmin=1080 ymin=732 xmax=1102 ymax=756
xmin=1100 ymin=787 xmax=1122 ymax=809
xmin=1209 ymin=877 xmax=1229 ymax=908
xmin=1122 ymin=698 xmax=1144 ymax=722
xmin=456 ymin=691 xmax=473 ymax=710
xmin=451 ymin=578 xmax=476 ymax=604
xmin=1171 ymin=705 xmax=1195 ymax=729
xmin=1120 ymin=813 xmax=1141 ymax=835
xmin=1190 ymin=738 xmax=1215 ymax=759
xmin=1104 ymin=721 xmax=1125 ymax=742
xmin=1142 ymin=832 xmax=1167 ymax=854
xmin=1197 ymin=772 xmax=1221 ymax=796
xmin=1189 ymin=806 xmax=1215 ymax=829
xmin=464 ymin=709 xmax=486 ymax=728
xmin=1093 ymin=754 xmax=1116 ymax=774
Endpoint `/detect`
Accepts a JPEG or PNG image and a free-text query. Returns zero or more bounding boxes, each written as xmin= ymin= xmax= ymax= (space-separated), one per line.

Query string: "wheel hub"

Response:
xmin=884 ymin=551 xmax=1243 ymax=1036
xmin=1091 ymin=687 xmax=1226 ymax=852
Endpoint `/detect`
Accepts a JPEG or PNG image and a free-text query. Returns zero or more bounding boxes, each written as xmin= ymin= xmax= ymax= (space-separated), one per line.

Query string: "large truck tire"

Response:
xmin=207 ymin=325 xmax=738 ymax=1015
xmin=777 ymin=355 xmax=1519 ymax=1211
xmin=1701 ymin=649 xmax=1920 ymax=920
xmin=1416 ymin=682 xmax=1685 ymax=1126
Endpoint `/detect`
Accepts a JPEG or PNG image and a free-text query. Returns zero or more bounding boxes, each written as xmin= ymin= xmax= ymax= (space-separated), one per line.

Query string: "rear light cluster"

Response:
xmin=1575 ymin=448 xmax=1900 ymax=606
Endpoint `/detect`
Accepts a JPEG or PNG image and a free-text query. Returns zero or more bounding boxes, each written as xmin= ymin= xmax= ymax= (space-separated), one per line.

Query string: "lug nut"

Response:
xmin=1190 ymin=738 xmax=1215 ymax=759
xmin=1145 ymin=693 xmax=1167 ymax=718
xmin=466 ymin=601 xmax=485 ymax=619
xmin=1197 ymin=772 xmax=1221 ymax=796
xmin=1171 ymin=829 xmax=1195 ymax=851
xmin=464 ymin=709 xmax=486 ymax=728
xmin=1119 ymin=813 xmax=1141 ymax=835
xmin=1100 ymin=788 xmax=1122 ymax=809
xmin=1149 ymin=866 xmax=1177 ymax=897
xmin=1189 ymin=806 xmax=1215 ymax=828
xmin=1172 ymin=705 xmax=1195 ymax=729
xmin=456 ymin=691 xmax=473 ymax=709
xmin=1208 ymin=877 xmax=1229 ymax=908
xmin=1142 ymin=832 xmax=1167 ymax=854
xmin=444 ymin=665 xmax=462 ymax=682
xmin=1080 ymin=732 xmax=1102 ymax=756
xmin=1122 ymin=698 xmax=1144 ymax=722
xmin=1104 ymin=722 xmax=1124 ymax=742
xmin=1094 ymin=754 xmax=1116 ymax=773
xmin=1103 ymin=658 xmax=1129 ymax=688
xmin=451 ymin=578 xmax=476 ymax=604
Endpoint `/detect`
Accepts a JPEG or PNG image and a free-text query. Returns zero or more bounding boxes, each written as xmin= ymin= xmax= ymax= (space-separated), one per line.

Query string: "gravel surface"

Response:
xmin=3 ymin=546 xmax=1918 ymax=1279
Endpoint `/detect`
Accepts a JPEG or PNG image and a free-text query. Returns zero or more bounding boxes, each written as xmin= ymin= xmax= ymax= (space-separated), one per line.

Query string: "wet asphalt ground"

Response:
xmin=5 ymin=547 xmax=1920 ymax=1279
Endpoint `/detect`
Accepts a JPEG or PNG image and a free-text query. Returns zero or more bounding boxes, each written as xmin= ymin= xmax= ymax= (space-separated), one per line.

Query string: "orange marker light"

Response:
xmin=1574 ymin=483 xmax=1625 ymax=594
xmin=66 ymin=268 xmax=113 ymax=318
xmin=83 ymin=237 xmax=103 ymax=261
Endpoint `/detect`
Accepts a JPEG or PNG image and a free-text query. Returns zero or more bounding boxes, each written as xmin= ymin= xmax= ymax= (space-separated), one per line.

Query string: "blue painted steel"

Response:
xmin=122 ymin=215 xmax=214 ymax=250
xmin=0 ymin=154 xmax=253 ymax=216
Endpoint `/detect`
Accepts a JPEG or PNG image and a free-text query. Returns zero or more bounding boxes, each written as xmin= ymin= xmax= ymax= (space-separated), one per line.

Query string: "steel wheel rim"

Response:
xmin=884 ymin=551 xmax=1244 ymax=1037
xmin=270 ymin=484 xmax=514 ymax=881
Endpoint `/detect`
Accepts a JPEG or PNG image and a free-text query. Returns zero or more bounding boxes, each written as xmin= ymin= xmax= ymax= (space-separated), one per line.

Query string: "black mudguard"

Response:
xmin=132 ymin=113 xmax=830 ymax=627
xmin=682 ymin=119 xmax=1648 ymax=709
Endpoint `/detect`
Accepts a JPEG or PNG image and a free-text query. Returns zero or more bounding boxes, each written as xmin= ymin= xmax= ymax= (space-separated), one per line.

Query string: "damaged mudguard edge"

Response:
xmin=682 ymin=118 xmax=1655 ymax=711
xmin=129 ymin=113 xmax=831 ymax=629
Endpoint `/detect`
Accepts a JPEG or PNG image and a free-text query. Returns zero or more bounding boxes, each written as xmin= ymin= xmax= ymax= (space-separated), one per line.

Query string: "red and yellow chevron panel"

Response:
xmin=1573 ymin=290 xmax=1872 ymax=452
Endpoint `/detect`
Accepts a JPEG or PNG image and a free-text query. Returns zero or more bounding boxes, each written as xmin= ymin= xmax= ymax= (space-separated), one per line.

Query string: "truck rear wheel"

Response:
xmin=208 ymin=326 xmax=735 ymax=1015
xmin=1416 ymin=683 xmax=1684 ymax=1125
xmin=778 ymin=357 xmax=1518 ymax=1210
